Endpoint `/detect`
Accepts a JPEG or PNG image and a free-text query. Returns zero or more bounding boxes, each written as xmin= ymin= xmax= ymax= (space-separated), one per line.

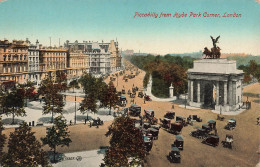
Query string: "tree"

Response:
xmin=79 ymin=73 xmax=108 ymax=114
xmin=38 ymin=77 xmax=65 ymax=123
xmin=1 ymin=122 xmax=49 ymax=167
xmin=41 ymin=116 xmax=72 ymax=163
xmin=101 ymin=82 xmax=119 ymax=115
xmin=69 ymin=79 xmax=80 ymax=93
xmin=0 ymin=117 xmax=6 ymax=162
xmin=104 ymin=117 xmax=146 ymax=167
xmin=18 ymin=81 xmax=36 ymax=107
xmin=2 ymin=87 xmax=26 ymax=124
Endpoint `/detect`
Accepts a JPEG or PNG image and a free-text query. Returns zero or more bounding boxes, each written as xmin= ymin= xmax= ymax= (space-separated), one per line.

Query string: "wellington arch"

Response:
xmin=187 ymin=59 xmax=244 ymax=112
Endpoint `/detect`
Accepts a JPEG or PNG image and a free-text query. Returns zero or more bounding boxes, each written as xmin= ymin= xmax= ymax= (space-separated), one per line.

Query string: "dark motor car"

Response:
xmin=168 ymin=147 xmax=181 ymax=163
xmin=164 ymin=111 xmax=175 ymax=119
xmin=202 ymin=135 xmax=219 ymax=147
xmin=190 ymin=127 xmax=207 ymax=139
xmin=224 ymin=119 xmax=236 ymax=130
xmin=129 ymin=104 xmax=141 ymax=116
xmin=144 ymin=136 xmax=153 ymax=152
xmin=148 ymin=128 xmax=159 ymax=140
xmin=173 ymin=135 xmax=184 ymax=150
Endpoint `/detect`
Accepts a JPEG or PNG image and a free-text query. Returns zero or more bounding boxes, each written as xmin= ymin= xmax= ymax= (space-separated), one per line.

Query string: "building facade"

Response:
xmin=64 ymin=40 xmax=122 ymax=74
xmin=39 ymin=47 xmax=67 ymax=81
xmin=0 ymin=40 xmax=29 ymax=84
xmin=27 ymin=39 xmax=40 ymax=87
xmin=67 ymin=50 xmax=89 ymax=81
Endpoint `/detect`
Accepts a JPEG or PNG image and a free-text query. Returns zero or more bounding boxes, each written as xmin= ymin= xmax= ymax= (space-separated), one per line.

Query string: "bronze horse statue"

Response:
xmin=203 ymin=47 xmax=221 ymax=59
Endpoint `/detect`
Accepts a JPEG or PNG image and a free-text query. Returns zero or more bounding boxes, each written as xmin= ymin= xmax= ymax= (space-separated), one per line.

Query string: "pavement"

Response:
xmin=2 ymin=99 xmax=116 ymax=128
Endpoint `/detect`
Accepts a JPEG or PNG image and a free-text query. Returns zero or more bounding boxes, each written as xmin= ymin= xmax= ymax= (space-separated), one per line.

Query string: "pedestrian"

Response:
xmin=172 ymin=104 xmax=174 ymax=109
xmin=70 ymin=120 xmax=72 ymax=126
xmin=89 ymin=121 xmax=92 ymax=127
xmin=40 ymin=98 xmax=42 ymax=103
xmin=84 ymin=119 xmax=87 ymax=125
xmin=144 ymin=97 xmax=146 ymax=104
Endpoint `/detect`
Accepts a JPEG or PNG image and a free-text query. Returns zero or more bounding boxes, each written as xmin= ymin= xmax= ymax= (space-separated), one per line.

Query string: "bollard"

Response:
xmin=32 ymin=121 xmax=35 ymax=126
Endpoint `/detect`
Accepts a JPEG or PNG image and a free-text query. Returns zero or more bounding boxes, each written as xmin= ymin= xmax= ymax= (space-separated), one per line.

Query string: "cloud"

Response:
xmin=256 ymin=0 xmax=260 ymax=4
xmin=0 ymin=0 xmax=7 ymax=3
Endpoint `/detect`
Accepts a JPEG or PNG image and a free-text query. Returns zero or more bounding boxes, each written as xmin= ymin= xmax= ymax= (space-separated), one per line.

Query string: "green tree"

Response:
xmin=1 ymin=122 xmax=49 ymax=167
xmin=101 ymin=81 xmax=119 ymax=115
xmin=104 ymin=117 xmax=145 ymax=167
xmin=18 ymin=81 xmax=36 ymax=107
xmin=69 ymin=79 xmax=80 ymax=93
xmin=2 ymin=87 xmax=26 ymax=124
xmin=41 ymin=116 xmax=71 ymax=163
xmin=0 ymin=117 xmax=6 ymax=162
xmin=38 ymin=77 xmax=65 ymax=123
xmin=79 ymin=94 xmax=98 ymax=114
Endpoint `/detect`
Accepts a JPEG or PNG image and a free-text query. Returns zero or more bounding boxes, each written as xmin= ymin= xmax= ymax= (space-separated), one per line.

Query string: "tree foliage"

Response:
xmin=41 ymin=115 xmax=71 ymax=163
xmin=38 ymin=76 xmax=65 ymax=123
xmin=1 ymin=122 xmax=49 ymax=167
xmin=0 ymin=117 xmax=6 ymax=162
xmin=2 ymin=87 xmax=26 ymax=124
xmin=69 ymin=79 xmax=80 ymax=92
xmin=104 ymin=117 xmax=145 ymax=167
xmin=79 ymin=73 xmax=108 ymax=114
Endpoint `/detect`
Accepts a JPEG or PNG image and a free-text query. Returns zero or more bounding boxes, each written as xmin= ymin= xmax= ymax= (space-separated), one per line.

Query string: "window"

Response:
xmin=20 ymin=55 xmax=23 ymax=60
xmin=24 ymin=56 xmax=26 ymax=60
xmin=3 ymin=55 xmax=6 ymax=61
xmin=8 ymin=55 xmax=11 ymax=61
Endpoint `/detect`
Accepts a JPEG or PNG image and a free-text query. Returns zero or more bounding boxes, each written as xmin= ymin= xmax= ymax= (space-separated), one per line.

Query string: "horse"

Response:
xmin=203 ymin=47 xmax=213 ymax=59
xmin=211 ymin=47 xmax=221 ymax=59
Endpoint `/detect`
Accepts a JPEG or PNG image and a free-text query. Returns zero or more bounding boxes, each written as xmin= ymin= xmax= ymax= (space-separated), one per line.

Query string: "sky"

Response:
xmin=0 ymin=0 xmax=259 ymax=55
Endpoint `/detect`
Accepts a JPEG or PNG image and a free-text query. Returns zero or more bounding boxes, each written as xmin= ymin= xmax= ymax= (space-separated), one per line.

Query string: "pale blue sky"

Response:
xmin=0 ymin=0 xmax=259 ymax=55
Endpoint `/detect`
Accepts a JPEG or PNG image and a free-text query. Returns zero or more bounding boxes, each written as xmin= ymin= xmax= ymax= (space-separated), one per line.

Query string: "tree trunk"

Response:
xmin=11 ymin=106 xmax=15 ymax=124
xmin=53 ymin=146 xmax=56 ymax=163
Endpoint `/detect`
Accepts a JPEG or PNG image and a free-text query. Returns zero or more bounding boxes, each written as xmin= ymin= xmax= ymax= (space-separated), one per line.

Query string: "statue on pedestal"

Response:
xmin=203 ymin=36 xmax=221 ymax=59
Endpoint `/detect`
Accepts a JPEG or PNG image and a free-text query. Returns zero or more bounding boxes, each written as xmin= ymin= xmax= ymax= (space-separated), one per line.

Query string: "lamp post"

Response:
xmin=74 ymin=95 xmax=77 ymax=125
xmin=185 ymin=91 xmax=187 ymax=109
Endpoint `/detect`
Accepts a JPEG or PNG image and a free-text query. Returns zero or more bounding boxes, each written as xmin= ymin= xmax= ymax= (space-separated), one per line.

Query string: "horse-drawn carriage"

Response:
xmin=217 ymin=114 xmax=225 ymax=121
xmin=138 ymin=91 xmax=144 ymax=98
xmin=221 ymin=134 xmax=233 ymax=149
xmin=90 ymin=117 xmax=104 ymax=127
xmin=144 ymin=95 xmax=152 ymax=101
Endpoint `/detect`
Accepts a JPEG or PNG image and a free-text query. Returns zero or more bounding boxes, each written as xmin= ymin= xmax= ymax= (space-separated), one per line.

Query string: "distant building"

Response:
xmin=123 ymin=49 xmax=134 ymax=56
xmin=27 ymin=39 xmax=40 ymax=87
xmin=67 ymin=50 xmax=89 ymax=80
xmin=0 ymin=39 xmax=29 ymax=84
xmin=64 ymin=40 xmax=122 ymax=74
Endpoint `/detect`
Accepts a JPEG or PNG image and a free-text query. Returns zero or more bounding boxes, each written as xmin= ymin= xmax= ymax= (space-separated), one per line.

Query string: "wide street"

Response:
xmin=2 ymin=59 xmax=260 ymax=167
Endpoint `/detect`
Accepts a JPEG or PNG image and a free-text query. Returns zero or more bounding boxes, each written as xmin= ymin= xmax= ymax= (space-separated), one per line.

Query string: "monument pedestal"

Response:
xmin=187 ymin=59 xmax=244 ymax=112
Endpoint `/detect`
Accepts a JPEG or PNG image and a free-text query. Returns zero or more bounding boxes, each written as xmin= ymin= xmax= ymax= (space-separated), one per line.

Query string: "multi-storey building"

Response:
xmin=0 ymin=40 xmax=28 ymax=84
xmin=64 ymin=40 xmax=122 ymax=74
xmin=67 ymin=50 xmax=89 ymax=80
xmin=39 ymin=47 xmax=67 ymax=80
xmin=27 ymin=39 xmax=40 ymax=87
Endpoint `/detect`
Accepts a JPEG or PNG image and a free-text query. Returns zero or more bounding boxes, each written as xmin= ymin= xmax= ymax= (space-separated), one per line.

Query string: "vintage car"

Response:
xmin=172 ymin=135 xmax=184 ymax=150
xmin=122 ymin=89 xmax=126 ymax=94
xmin=121 ymin=107 xmax=128 ymax=116
xmin=202 ymin=135 xmax=219 ymax=147
xmin=202 ymin=124 xmax=211 ymax=133
xmin=144 ymin=109 xmax=155 ymax=118
xmin=138 ymin=91 xmax=144 ymax=98
xmin=90 ymin=117 xmax=104 ymax=127
xmin=129 ymin=104 xmax=141 ymax=117
xmin=224 ymin=119 xmax=236 ymax=130
xmin=144 ymin=136 xmax=153 ymax=152
xmin=188 ymin=115 xmax=202 ymax=122
xmin=160 ymin=118 xmax=171 ymax=129
xmin=169 ymin=122 xmax=183 ymax=134
xmin=189 ymin=127 xmax=207 ymax=139
xmin=168 ymin=146 xmax=181 ymax=163
xmin=144 ymin=95 xmax=152 ymax=101
xmin=176 ymin=116 xmax=187 ymax=126
xmin=143 ymin=122 xmax=151 ymax=129
xmin=119 ymin=96 xmax=127 ymax=107
xmin=217 ymin=114 xmax=225 ymax=121
xmin=164 ymin=111 xmax=175 ymax=119
xmin=221 ymin=134 xmax=233 ymax=149
xmin=208 ymin=120 xmax=216 ymax=130
xmin=148 ymin=128 xmax=159 ymax=140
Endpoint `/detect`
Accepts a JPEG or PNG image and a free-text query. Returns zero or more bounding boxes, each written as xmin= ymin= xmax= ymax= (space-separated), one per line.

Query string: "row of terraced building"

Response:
xmin=0 ymin=39 xmax=122 ymax=87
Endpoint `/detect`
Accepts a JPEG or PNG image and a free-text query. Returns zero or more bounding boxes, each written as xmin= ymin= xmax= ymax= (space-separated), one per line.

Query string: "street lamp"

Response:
xmin=185 ymin=91 xmax=187 ymax=109
xmin=74 ymin=95 xmax=77 ymax=125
